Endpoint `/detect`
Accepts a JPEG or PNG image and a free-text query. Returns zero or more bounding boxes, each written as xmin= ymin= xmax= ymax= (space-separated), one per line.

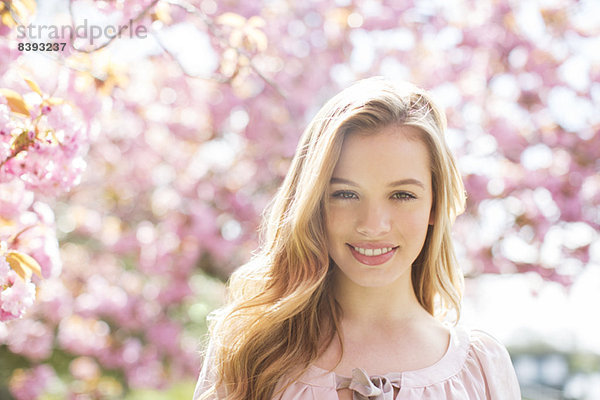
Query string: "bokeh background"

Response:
xmin=1 ymin=0 xmax=599 ymax=399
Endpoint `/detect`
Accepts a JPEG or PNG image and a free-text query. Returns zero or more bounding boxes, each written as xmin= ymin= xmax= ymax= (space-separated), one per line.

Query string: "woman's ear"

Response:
xmin=428 ymin=205 xmax=435 ymax=226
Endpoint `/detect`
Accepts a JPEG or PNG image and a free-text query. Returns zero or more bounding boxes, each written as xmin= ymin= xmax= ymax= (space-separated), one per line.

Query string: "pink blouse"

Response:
xmin=194 ymin=326 xmax=521 ymax=399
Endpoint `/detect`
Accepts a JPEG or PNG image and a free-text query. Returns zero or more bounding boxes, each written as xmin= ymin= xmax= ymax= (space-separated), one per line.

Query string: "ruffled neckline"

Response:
xmin=303 ymin=326 xmax=471 ymax=389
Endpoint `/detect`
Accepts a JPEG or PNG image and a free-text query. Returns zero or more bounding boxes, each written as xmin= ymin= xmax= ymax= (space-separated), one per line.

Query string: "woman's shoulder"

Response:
xmin=457 ymin=326 xmax=522 ymax=398
xmin=463 ymin=326 xmax=515 ymax=366
xmin=394 ymin=325 xmax=521 ymax=397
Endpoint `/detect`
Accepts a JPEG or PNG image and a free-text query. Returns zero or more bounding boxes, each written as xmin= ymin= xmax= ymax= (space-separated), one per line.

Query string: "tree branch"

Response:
xmin=149 ymin=27 xmax=233 ymax=84
xmin=162 ymin=0 xmax=286 ymax=98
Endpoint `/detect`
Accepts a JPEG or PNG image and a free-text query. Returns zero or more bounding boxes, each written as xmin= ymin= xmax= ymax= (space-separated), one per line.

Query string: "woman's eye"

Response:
xmin=392 ymin=192 xmax=416 ymax=201
xmin=331 ymin=191 xmax=357 ymax=200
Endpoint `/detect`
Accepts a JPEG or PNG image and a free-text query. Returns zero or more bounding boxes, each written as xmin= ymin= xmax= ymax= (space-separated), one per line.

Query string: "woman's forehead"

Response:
xmin=331 ymin=126 xmax=432 ymax=185
xmin=337 ymin=125 xmax=428 ymax=160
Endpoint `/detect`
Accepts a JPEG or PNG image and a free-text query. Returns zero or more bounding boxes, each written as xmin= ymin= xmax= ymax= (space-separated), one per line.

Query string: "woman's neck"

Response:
xmin=332 ymin=267 xmax=429 ymax=328
xmin=314 ymin=268 xmax=448 ymax=377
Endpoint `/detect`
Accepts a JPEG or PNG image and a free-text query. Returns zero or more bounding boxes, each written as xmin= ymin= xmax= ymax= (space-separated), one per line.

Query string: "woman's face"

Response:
xmin=324 ymin=125 xmax=433 ymax=288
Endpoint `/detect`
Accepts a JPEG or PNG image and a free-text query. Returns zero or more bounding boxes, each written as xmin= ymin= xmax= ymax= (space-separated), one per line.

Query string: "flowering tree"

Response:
xmin=1 ymin=0 xmax=598 ymax=398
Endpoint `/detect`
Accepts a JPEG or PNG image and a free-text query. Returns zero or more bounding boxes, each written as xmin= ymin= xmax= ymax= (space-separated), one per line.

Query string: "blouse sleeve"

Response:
xmin=469 ymin=329 xmax=521 ymax=399
xmin=193 ymin=338 xmax=225 ymax=400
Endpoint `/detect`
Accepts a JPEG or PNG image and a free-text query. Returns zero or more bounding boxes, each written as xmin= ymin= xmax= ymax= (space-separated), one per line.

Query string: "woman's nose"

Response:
xmin=355 ymin=201 xmax=391 ymax=237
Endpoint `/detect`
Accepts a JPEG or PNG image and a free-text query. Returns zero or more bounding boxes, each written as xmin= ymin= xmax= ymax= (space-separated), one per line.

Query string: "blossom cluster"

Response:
xmin=0 ymin=79 xmax=86 ymax=326
xmin=0 ymin=250 xmax=36 ymax=320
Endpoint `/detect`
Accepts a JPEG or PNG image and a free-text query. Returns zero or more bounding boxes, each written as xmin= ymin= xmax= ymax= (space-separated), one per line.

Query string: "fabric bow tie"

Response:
xmin=337 ymin=368 xmax=398 ymax=400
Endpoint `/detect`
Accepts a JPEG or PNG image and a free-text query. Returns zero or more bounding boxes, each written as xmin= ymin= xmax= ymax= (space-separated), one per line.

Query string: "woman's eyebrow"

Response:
xmin=329 ymin=177 xmax=357 ymax=186
xmin=388 ymin=178 xmax=425 ymax=189
xmin=330 ymin=177 xmax=425 ymax=189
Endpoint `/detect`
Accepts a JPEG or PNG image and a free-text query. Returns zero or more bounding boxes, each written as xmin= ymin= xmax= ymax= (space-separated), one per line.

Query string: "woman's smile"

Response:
xmin=347 ymin=243 xmax=398 ymax=266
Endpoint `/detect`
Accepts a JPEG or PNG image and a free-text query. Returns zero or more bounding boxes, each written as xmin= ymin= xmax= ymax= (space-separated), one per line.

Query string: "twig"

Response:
xmin=150 ymin=27 xmax=232 ymax=83
xmin=9 ymin=224 xmax=37 ymax=246
xmin=162 ymin=0 xmax=286 ymax=98
xmin=2 ymin=0 xmax=25 ymax=26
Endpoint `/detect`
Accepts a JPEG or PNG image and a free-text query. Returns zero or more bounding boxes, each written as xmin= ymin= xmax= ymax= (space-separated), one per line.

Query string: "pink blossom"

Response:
xmin=69 ymin=356 xmax=101 ymax=381
xmin=0 ymin=180 xmax=35 ymax=218
xmin=4 ymin=318 xmax=53 ymax=360
xmin=126 ymin=348 xmax=168 ymax=389
xmin=36 ymin=278 xmax=74 ymax=324
xmin=0 ymin=267 xmax=36 ymax=321
xmin=0 ymin=98 xmax=89 ymax=198
xmin=0 ymin=41 xmax=18 ymax=76
xmin=11 ymin=228 xmax=61 ymax=281
xmin=9 ymin=364 xmax=56 ymax=400
xmin=147 ymin=320 xmax=182 ymax=356
xmin=120 ymin=337 xmax=143 ymax=365
xmin=0 ymin=253 xmax=10 ymax=287
xmin=57 ymin=316 xmax=110 ymax=356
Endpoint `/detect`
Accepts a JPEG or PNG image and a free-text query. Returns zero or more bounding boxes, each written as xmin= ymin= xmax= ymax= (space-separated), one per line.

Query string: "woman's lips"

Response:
xmin=347 ymin=244 xmax=398 ymax=266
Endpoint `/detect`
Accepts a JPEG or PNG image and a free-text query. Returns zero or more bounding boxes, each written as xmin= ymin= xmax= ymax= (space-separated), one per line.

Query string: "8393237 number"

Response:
xmin=18 ymin=42 xmax=66 ymax=52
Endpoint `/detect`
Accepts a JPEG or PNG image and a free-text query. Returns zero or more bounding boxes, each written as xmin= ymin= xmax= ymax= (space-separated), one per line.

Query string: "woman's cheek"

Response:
xmin=325 ymin=205 xmax=353 ymax=233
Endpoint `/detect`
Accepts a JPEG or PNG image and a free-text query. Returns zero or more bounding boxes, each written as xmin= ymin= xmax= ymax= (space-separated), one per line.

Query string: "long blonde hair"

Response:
xmin=201 ymin=77 xmax=466 ymax=400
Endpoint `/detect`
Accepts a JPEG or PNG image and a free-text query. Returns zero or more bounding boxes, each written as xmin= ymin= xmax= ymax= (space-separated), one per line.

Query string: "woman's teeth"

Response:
xmin=351 ymin=246 xmax=394 ymax=256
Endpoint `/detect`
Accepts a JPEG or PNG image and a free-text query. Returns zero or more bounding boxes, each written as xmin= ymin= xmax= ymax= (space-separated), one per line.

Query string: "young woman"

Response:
xmin=194 ymin=77 xmax=521 ymax=399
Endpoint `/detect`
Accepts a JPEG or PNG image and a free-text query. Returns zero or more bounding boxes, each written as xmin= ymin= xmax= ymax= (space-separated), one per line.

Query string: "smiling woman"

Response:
xmin=193 ymin=77 xmax=521 ymax=400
